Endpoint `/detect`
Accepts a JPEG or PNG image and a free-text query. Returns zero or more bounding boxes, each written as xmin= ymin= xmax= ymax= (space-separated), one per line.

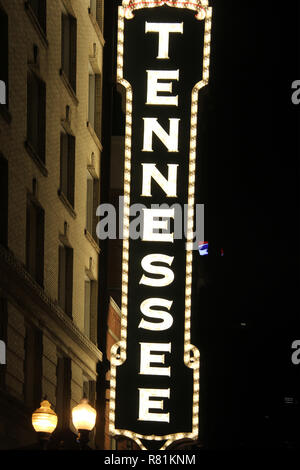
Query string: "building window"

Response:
xmin=60 ymin=132 xmax=75 ymax=207
xmin=61 ymin=13 xmax=77 ymax=93
xmin=27 ymin=0 xmax=46 ymax=33
xmin=88 ymin=65 xmax=102 ymax=139
xmin=86 ymin=171 xmax=94 ymax=236
xmin=84 ymin=277 xmax=95 ymax=339
xmin=89 ymin=0 xmax=104 ymax=32
xmin=27 ymin=71 xmax=46 ymax=163
xmin=56 ymin=355 xmax=71 ymax=430
xmin=58 ymin=244 xmax=73 ymax=318
xmin=24 ymin=323 xmax=43 ymax=409
xmin=86 ymin=166 xmax=100 ymax=242
xmin=26 ymin=197 xmax=45 ymax=286
xmin=0 ymin=7 xmax=8 ymax=107
xmin=0 ymin=155 xmax=8 ymax=247
xmin=0 ymin=299 xmax=8 ymax=388
xmin=83 ymin=377 xmax=96 ymax=407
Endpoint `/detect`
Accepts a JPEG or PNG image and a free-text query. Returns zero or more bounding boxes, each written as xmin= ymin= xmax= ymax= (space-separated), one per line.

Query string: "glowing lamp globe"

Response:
xmin=32 ymin=400 xmax=58 ymax=435
xmin=72 ymin=398 xmax=96 ymax=432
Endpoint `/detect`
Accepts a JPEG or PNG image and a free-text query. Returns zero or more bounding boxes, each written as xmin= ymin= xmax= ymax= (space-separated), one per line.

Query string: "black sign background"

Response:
xmin=115 ymin=6 xmax=206 ymax=447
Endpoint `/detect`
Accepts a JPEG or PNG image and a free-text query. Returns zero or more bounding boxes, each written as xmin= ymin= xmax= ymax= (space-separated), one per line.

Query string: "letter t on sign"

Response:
xmin=145 ymin=23 xmax=184 ymax=59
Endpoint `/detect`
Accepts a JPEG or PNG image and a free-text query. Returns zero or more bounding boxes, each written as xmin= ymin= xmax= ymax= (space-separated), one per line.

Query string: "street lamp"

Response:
xmin=72 ymin=397 xmax=96 ymax=450
xmin=32 ymin=399 xmax=58 ymax=449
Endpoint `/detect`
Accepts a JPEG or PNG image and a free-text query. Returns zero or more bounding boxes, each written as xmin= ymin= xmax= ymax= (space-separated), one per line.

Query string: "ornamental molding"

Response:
xmin=0 ymin=245 xmax=102 ymax=363
xmin=122 ymin=0 xmax=209 ymax=20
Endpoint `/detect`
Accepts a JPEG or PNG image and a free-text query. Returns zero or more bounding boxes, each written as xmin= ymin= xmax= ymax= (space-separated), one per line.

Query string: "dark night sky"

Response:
xmin=192 ymin=0 xmax=300 ymax=448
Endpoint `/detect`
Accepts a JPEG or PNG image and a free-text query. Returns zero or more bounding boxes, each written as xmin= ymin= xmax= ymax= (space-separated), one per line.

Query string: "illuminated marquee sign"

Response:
xmin=109 ymin=0 xmax=212 ymax=450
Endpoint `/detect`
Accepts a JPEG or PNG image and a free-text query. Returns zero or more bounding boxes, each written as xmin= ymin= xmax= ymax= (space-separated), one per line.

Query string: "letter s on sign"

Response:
xmin=291 ymin=340 xmax=300 ymax=365
xmin=291 ymin=80 xmax=300 ymax=105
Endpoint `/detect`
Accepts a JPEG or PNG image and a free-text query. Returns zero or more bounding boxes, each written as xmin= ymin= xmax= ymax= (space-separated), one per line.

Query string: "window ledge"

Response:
xmin=24 ymin=1 xmax=48 ymax=48
xmin=0 ymin=244 xmax=103 ymax=365
xmin=61 ymin=118 xmax=74 ymax=136
xmin=58 ymin=189 xmax=77 ymax=219
xmin=59 ymin=69 xmax=79 ymax=105
xmin=0 ymin=105 xmax=12 ymax=124
xmin=57 ymin=301 xmax=73 ymax=321
xmin=24 ymin=141 xmax=48 ymax=177
xmin=88 ymin=10 xmax=105 ymax=47
xmin=87 ymin=121 xmax=103 ymax=151
xmin=85 ymin=229 xmax=100 ymax=254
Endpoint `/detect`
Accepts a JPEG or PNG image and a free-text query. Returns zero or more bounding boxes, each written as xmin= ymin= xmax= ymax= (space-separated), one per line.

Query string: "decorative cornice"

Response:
xmin=0 ymin=245 xmax=102 ymax=363
xmin=122 ymin=0 xmax=208 ymax=20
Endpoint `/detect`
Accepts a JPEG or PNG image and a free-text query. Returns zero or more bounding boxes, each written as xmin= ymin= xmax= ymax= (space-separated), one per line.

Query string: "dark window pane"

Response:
xmin=69 ymin=16 xmax=77 ymax=92
xmin=94 ymin=74 xmax=102 ymax=138
xmin=58 ymin=246 xmax=66 ymax=311
xmin=29 ymin=0 xmax=39 ymax=15
xmin=58 ymin=245 xmax=73 ymax=318
xmin=29 ymin=0 xmax=46 ymax=33
xmin=86 ymin=175 xmax=93 ymax=234
xmin=24 ymin=323 xmax=43 ymax=408
xmin=88 ymin=73 xmax=102 ymax=139
xmin=88 ymin=74 xmax=95 ymax=128
xmin=68 ymin=135 xmax=75 ymax=206
xmin=27 ymin=73 xmax=39 ymax=151
xmin=0 ymin=7 xmax=8 ymax=106
xmin=92 ymin=179 xmax=99 ymax=239
xmin=61 ymin=14 xmax=70 ymax=80
xmin=60 ymin=132 xmax=68 ymax=196
xmin=38 ymin=79 xmax=46 ymax=162
xmin=27 ymin=72 xmax=46 ymax=163
xmin=26 ymin=199 xmax=45 ymax=286
xmin=65 ymin=247 xmax=73 ymax=317
xmin=0 ymin=156 xmax=8 ymax=246
xmin=61 ymin=13 xmax=77 ymax=92
xmin=83 ymin=378 xmax=96 ymax=407
xmin=60 ymin=133 xmax=75 ymax=206
xmin=84 ymin=280 xmax=91 ymax=338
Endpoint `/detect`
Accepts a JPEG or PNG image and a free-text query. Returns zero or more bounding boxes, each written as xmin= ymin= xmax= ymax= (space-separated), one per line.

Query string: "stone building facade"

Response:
xmin=0 ymin=0 xmax=104 ymax=449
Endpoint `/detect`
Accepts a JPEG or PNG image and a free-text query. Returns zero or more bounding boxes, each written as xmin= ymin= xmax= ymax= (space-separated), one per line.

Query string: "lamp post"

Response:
xmin=72 ymin=397 xmax=97 ymax=450
xmin=32 ymin=399 xmax=58 ymax=450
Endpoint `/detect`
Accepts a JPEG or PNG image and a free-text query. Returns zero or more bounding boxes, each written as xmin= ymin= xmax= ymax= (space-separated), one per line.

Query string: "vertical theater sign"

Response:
xmin=109 ymin=0 xmax=212 ymax=450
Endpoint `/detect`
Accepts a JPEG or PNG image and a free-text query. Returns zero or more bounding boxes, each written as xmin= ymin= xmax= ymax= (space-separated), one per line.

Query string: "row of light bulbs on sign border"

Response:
xmin=109 ymin=2 xmax=212 ymax=450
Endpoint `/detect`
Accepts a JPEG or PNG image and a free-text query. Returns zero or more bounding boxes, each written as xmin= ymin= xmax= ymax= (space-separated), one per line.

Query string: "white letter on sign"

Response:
xmin=140 ymin=254 xmax=174 ymax=287
xmin=143 ymin=118 xmax=179 ymax=152
xmin=139 ymin=298 xmax=173 ymax=331
xmin=145 ymin=22 xmax=183 ymax=59
xmin=139 ymin=342 xmax=171 ymax=376
xmin=146 ymin=70 xmax=179 ymax=106
xmin=141 ymin=163 xmax=178 ymax=198
xmin=142 ymin=208 xmax=174 ymax=242
xmin=138 ymin=388 xmax=170 ymax=423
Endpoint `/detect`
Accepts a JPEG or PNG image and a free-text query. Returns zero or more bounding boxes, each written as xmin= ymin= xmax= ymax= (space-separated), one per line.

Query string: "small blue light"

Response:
xmin=198 ymin=242 xmax=209 ymax=256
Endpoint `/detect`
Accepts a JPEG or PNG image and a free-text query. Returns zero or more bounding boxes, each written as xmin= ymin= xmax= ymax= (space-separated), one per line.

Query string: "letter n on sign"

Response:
xmin=109 ymin=0 xmax=212 ymax=450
